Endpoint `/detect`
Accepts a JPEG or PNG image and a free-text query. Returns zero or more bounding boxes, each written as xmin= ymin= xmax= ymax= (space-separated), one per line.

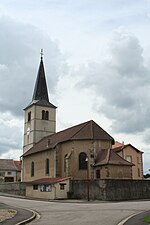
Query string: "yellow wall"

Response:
xmin=23 ymin=150 xmax=56 ymax=182
xmin=23 ymin=139 xmax=135 ymax=182
xmin=26 ymin=179 xmax=70 ymax=199
xmin=117 ymin=146 xmax=143 ymax=180
xmin=56 ymin=139 xmax=112 ymax=179
xmin=23 ymin=139 xmax=112 ymax=181
xmin=95 ymin=165 xmax=132 ymax=179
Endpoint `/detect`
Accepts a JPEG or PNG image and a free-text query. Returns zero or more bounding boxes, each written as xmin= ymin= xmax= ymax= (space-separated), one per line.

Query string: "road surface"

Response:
xmin=0 ymin=196 xmax=150 ymax=225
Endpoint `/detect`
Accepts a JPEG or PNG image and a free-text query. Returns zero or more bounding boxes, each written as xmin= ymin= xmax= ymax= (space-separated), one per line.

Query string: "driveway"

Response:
xmin=0 ymin=196 xmax=150 ymax=225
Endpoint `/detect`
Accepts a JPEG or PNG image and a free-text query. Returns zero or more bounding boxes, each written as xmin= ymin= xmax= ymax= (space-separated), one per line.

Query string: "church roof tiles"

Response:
xmin=23 ymin=120 xmax=115 ymax=157
xmin=94 ymin=149 xmax=133 ymax=166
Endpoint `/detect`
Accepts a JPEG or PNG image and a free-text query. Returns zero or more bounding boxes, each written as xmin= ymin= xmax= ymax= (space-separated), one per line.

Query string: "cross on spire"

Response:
xmin=40 ymin=49 xmax=44 ymax=59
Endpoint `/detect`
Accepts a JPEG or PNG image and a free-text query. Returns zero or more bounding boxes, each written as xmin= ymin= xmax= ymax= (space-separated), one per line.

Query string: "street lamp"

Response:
xmin=85 ymin=156 xmax=90 ymax=201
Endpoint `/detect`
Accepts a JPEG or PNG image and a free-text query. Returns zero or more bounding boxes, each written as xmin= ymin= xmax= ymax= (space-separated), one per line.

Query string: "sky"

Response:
xmin=0 ymin=0 xmax=150 ymax=174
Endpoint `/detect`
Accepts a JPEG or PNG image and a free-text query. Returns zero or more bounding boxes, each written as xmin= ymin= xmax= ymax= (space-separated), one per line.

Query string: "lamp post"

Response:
xmin=85 ymin=156 xmax=90 ymax=201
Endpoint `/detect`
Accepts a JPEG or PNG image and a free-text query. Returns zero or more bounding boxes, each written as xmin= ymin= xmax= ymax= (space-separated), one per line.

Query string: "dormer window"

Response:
xmin=28 ymin=111 xmax=31 ymax=122
xmin=42 ymin=110 xmax=49 ymax=120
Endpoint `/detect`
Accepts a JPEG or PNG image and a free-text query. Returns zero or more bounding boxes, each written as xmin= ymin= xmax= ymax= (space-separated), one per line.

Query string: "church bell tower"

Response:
xmin=23 ymin=50 xmax=57 ymax=153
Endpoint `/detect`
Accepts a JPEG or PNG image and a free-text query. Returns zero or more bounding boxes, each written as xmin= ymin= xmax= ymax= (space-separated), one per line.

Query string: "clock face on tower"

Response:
xmin=27 ymin=127 xmax=30 ymax=135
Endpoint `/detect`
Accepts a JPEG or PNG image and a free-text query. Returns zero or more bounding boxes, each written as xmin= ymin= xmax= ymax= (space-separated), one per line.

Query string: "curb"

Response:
xmin=16 ymin=209 xmax=39 ymax=225
xmin=117 ymin=211 xmax=144 ymax=225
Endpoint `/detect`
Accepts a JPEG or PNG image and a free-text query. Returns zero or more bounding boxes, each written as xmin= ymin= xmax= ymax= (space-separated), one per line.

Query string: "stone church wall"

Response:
xmin=69 ymin=179 xmax=150 ymax=201
xmin=0 ymin=182 xmax=26 ymax=196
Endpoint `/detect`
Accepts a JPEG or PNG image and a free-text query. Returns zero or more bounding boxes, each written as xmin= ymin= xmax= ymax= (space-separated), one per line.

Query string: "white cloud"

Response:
xmin=0 ymin=16 xmax=67 ymax=158
xmin=78 ymin=28 xmax=150 ymax=135
xmin=0 ymin=16 xmax=66 ymax=117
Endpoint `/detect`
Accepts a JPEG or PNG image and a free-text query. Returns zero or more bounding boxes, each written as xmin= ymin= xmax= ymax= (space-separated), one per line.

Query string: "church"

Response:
xmin=22 ymin=52 xmax=142 ymax=199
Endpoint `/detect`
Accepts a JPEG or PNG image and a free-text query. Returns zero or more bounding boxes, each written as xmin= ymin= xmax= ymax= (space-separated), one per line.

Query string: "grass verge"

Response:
xmin=144 ymin=215 xmax=150 ymax=223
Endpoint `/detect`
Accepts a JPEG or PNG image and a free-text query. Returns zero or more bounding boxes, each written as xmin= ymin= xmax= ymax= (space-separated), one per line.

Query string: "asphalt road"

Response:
xmin=0 ymin=196 xmax=150 ymax=225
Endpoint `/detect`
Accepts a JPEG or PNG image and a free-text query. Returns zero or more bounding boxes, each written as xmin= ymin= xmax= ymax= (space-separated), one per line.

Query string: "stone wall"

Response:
xmin=1 ymin=179 xmax=150 ymax=201
xmin=0 ymin=182 xmax=26 ymax=196
xmin=69 ymin=179 xmax=150 ymax=201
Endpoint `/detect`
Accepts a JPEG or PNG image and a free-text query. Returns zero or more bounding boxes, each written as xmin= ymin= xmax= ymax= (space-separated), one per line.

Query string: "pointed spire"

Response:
xmin=32 ymin=49 xmax=49 ymax=102
xmin=24 ymin=50 xmax=57 ymax=110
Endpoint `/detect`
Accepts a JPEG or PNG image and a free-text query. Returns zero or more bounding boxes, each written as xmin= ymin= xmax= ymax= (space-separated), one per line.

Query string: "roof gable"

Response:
xmin=112 ymin=141 xmax=143 ymax=153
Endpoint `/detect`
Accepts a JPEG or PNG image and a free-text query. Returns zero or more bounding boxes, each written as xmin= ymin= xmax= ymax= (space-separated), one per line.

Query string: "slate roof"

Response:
xmin=0 ymin=159 xmax=19 ymax=171
xmin=24 ymin=56 xmax=56 ymax=110
xmin=94 ymin=149 xmax=133 ymax=166
xmin=112 ymin=141 xmax=143 ymax=153
xmin=27 ymin=177 xmax=71 ymax=184
xmin=23 ymin=120 xmax=115 ymax=157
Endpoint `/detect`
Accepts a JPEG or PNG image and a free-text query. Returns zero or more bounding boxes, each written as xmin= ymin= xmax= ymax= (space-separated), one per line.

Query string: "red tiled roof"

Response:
xmin=14 ymin=160 xmax=21 ymax=171
xmin=112 ymin=141 xmax=124 ymax=148
xmin=94 ymin=149 xmax=133 ymax=166
xmin=112 ymin=141 xmax=143 ymax=153
xmin=23 ymin=120 xmax=115 ymax=157
xmin=28 ymin=177 xmax=71 ymax=184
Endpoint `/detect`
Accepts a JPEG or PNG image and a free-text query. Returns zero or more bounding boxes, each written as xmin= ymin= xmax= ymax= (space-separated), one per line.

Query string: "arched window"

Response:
xmin=79 ymin=152 xmax=87 ymax=170
xmin=45 ymin=111 xmax=49 ymax=120
xmin=45 ymin=158 xmax=49 ymax=175
xmin=42 ymin=110 xmax=45 ymax=120
xmin=64 ymin=154 xmax=68 ymax=172
xmin=31 ymin=161 xmax=34 ymax=177
xmin=42 ymin=110 xmax=49 ymax=120
xmin=28 ymin=111 xmax=31 ymax=122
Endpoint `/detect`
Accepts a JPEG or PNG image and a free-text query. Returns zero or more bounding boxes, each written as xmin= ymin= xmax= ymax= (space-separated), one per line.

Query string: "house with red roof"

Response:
xmin=112 ymin=141 xmax=143 ymax=179
xmin=0 ymin=159 xmax=21 ymax=182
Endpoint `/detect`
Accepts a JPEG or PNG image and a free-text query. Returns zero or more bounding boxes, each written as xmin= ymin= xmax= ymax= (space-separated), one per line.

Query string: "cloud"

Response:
xmin=0 ymin=112 xmax=23 ymax=155
xmin=0 ymin=16 xmax=66 ymax=117
xmin=0 ymin=16 xmax=67 ymax=158
xmin=78 ymin=27 xmax=150 ymax=134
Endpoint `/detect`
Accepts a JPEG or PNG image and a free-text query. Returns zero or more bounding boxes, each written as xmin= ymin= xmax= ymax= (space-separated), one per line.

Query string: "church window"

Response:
xmin=45 ymin=111 xmax=49 ymax=120
xmin=64 ymin=154 xmax=68 ymax=172
xmin=28 ymin=111 xmax=31 ymax=122
xmin=42 ymin=110 xmax=49 ymax=120
xmin=45 ymin=158 xmax=49 ymax=175
xmin=42 ymin=110 xmax=45 ymax=120
xmin=96 ymin=169 xmax=100 ymax=178
xmin=79 ymin=152 xmax=87 ymax=170
xmin=31 ymin=161 xmax=34 ymax=177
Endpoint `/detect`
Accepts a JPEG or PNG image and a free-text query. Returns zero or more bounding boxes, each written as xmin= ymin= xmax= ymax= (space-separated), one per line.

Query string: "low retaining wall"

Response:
xmin=69 ymin=179 xmax=150 ymax=201
xmin=1 ymin=180 xmax=150 ymax=201
xmin=0 ymin=182 xmax=26 ymax=196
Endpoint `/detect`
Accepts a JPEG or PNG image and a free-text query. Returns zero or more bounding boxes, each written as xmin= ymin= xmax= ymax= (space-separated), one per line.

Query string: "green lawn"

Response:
xmin=144 ymin=216 xmax=150 ymax=223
